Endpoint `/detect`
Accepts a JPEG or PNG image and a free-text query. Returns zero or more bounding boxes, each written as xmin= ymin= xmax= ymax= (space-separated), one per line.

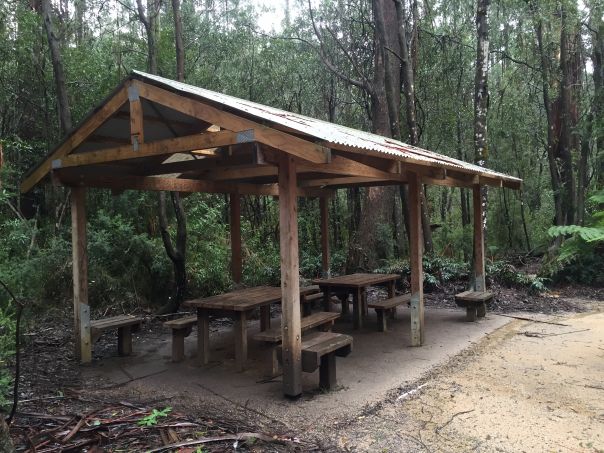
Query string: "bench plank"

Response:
xmin=455 ymin=290 xmax=493 ymax=303
xmin=368 ymin=294 xmax=411 ymax=310
xmin=368 ymin=294 xmax=410 ymax=331
xmin=90 ymin=315 xmax=141 ymax=333
xmin=252 ymin=311 xmax=339 ymax=343
xmin=164 ymin=315 xmax=197 ymax=329
xmin=276 ymin=331 xmax=353 ymax=390
xmin=90 ymin=315 xmax=142 ymax=356
xmin=455 ymin=291 xmax=493 ymax=322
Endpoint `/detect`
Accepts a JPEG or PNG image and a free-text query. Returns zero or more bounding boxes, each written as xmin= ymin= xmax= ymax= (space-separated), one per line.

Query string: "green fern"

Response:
xmin=548 ymin=225 xmax=604 ymax=243
xmin=544 ymin=189 xmax=604 ymax=283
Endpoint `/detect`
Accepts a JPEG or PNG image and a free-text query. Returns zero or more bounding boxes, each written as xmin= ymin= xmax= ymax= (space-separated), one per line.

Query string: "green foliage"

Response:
xmin=379 ymin=255 xmax=546 ymax=293
xmin=487 ymin=261 xmax=548 ymax=294
xmin=545 ymin=190 xmax=604 ymax=285
xmin=377 ymin=255 xmax=470 ymax=290
xmin=137 ymin=407 xmax=172 ymax=427
xmin=0 ymin=305 xmax=15 ymax=411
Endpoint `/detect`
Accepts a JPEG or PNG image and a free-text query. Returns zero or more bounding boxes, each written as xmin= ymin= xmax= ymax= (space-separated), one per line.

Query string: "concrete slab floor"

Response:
xmin=85 ymin=308 xmax=510 ymax=431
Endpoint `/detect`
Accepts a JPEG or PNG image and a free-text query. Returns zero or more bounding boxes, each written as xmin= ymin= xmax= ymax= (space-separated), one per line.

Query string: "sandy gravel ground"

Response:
xmin=334 ymin=307 xmax=604 ymax=452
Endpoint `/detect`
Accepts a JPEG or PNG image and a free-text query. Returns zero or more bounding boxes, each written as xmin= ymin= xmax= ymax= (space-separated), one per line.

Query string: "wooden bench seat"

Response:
xmin=300 ymin=286 xmax=322 ymax=315
xmin=90 ymin=315 xmax=142 ymax=356
xmin=301 ymin=292 xmax=324 ymax=315
xmin=455 ymin=290 xmax=494 ymax=321
xmin=253 ymin=311 xmax=340 ymax=377
xmin=368 ymin=294 xmax=411 ymax=331
xmin=164 ymin=315 xmax=197 ymax=362
xmin=278 ymin=331 xmax=353 ymax=391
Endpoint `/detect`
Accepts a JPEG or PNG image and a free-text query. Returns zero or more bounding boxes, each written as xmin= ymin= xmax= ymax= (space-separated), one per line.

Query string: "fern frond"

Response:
xmin=548 ymin=225 xmax=604 ymax=243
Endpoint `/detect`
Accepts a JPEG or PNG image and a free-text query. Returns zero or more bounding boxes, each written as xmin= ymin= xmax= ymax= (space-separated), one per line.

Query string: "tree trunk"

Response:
xmin=558 ymin=6 xmax=577 ymax=225
xmin=157 ymin=191 xmax=187 ymax=314
xmin=395 ymin=0 xmax=433 ymax=253
xmin=136 ymin=0 xmax=159 ymax=74
xmin=40 ymin=0 xmax=72 ymax=135
xmin=172 ymin=0 xmax=184 ymax=82
xmin=591 ymin=1 xmax=603 ymax=188
xmin=535 ymin=14 xmax=564 ymax=226
xmin=0 ymin=418 xmax=13 ymax=453
xmin=473 ymin=0 xmax=490 ymax=269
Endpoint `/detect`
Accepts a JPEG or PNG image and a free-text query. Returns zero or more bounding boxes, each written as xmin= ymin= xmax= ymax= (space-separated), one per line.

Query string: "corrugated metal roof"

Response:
xmin=133 ymin=70 xmax=521 ymax=185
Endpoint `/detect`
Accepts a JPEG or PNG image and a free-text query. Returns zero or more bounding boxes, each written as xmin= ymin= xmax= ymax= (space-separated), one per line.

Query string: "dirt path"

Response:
xmin=334 ymin=309 xmax=604 ymax=452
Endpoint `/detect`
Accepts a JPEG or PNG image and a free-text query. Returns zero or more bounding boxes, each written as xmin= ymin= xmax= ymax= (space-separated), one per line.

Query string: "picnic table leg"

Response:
xmin=117 ymin=326 xmax=132 ymax=356
xmin=340 ymin=293 xmax=349 ymax=316
xmin=387 ymin=281 xmax=396 ymax=319
xmin=362 ymin=288 xmax=368 ymax=316
xmin=387 ymin=281 xmax=395 ymax=298
xmin=477 ymin=302 xmax=487 ymax=318
xmin=260 ymin=305 xmax=271 ymax=331
xmin=376 ymin=309 xmax=387 ymax=332
xmin=319 ymin=352 xmax=337 ymax=390
xmin=323 ymin=287 xmax=331 ymax=312
xmin=197 ymin=308 xmax=210 ymax=365
xmin=353 ymin=288 xmax=363 ymax=329
xmin=234 ymin=311 xmax=247 ymax=371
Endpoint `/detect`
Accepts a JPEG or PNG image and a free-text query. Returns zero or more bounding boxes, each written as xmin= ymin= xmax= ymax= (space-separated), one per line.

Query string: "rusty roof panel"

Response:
xmin=132 ymin=71 xmax=521 ymax=184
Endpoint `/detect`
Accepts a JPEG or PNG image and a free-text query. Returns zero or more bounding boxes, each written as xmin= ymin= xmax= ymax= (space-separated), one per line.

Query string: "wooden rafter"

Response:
xmin=53 ymin=130 xmax=254 ymax=169
xmin=56 ymin=172 xmax=331 ymax=198
xmin=132 ymin=80 xmax=330 ymax=164
xmin=21 ymin=84 xmax=130 ymax=193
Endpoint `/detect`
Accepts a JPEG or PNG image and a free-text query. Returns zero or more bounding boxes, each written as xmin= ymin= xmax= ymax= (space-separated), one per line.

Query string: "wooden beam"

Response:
xmin=207 ymin=164 xmax=277 ymax=181
xmin=230 ymin=193 xmax=242 ymax=284
xmin=423 ymin=175 xmax=478 ymax=188
xmin=298 ymin=154 xmax=401 ymax=179
xmin=279 ymin=154 xmax=302 ymax=398
xmin=299 ymin=176 xmax=404 ymax=188
xmin=54 ymin=130 xmax=253 ymax=168
xmin=408 ymin=173 xmax=424 ymax=347
xmin=133 ymin=80 xmax=330 ymax=164
xmin=473 ymin=185 xmax=486 ymax=292
xmin=320 ymin=196 xmax=330 ymax=278
xmin=128 ymin=85 xmax=144 ymax=147
xmin=114 ymin=110 xmax=203 ymax=130
xmin=71 ymin=187 xmax=91 ymax=363
xmin=21 ymin=84 xmax=130 ymax=193
xmin=56 ymin=172 xmax=329 ymax=198
xmin=88 ymin=135 xmax=130 ymax=145
xmin=140 ymin=156 xmax=215 ymax=176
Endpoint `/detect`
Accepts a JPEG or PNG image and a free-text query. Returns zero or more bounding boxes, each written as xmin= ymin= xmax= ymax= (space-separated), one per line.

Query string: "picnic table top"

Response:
xmin=183 ymin=285 xmax=319 ymax=312
xmin=312 ymin=273 xmax=400 ymax=288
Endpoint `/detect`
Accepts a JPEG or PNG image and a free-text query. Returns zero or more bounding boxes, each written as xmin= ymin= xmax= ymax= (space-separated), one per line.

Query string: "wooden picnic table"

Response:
xmin=183 ymin=285 xmax=319 ymax=371
xmin=312 ymin=273 xmax=400 ymax=329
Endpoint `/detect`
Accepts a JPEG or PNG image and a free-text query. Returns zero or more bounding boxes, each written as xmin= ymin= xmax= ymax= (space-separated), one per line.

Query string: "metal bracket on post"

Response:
xmin=131 ymin=135 xmax=140 ymax=151
xmin=127 ymin=85 xmax=140 ymax=102
xmin=79 ymin=303 xmax=92 ymax=364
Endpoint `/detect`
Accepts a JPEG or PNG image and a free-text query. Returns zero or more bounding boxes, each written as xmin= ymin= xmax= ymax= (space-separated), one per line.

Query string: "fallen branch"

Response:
xmin=396 ymin=383 xmax=429 ymax=402
xmin=146 ymin=432 xmax=280 ymax=453
xmin=0 ymin=278 xmax=25 ymax=425
xmin=495 ymin=314 xmax=569 ymax=326
xmin=436 ymin=409 xmax=475 ymax=433
xmin=97 ymin=369 xmax=169 ymax=389
xmin=520 ymin=328 xmax=590 ymax=338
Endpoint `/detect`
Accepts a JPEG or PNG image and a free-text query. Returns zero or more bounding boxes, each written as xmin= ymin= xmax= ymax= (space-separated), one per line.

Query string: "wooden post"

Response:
xmin=407 ymin=175 xmax=424 ymax=346
xmin=71 ymin=187 xmax=91 ymax=363
xmin=128 ymin=84 xmax=144 ymax=148
xmin=197 ymin=308 xmax=210 ymax=365
xmin=230 ymin=193 xmax=242 ymax=284
xmin=278 ymin=154 xmax=302 ymax=398
xmin=320 ymin=196 xmax=330 ymax=277
xmin=473 ymin=185 xmax=486 ymax=292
